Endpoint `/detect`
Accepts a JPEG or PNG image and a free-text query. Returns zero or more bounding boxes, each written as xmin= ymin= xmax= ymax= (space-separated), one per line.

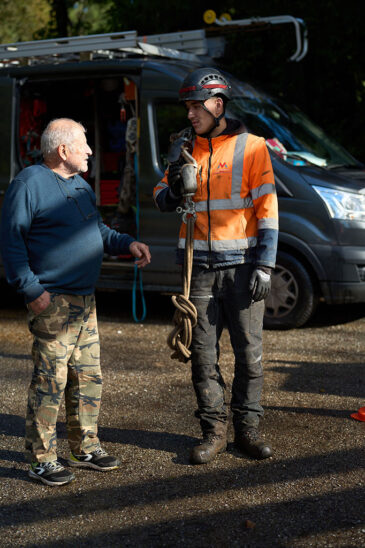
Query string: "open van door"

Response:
xmin=0 ymin=76 xmax=16 ymax=279
xmin=0 ymin=77 xmax=16 ymax=194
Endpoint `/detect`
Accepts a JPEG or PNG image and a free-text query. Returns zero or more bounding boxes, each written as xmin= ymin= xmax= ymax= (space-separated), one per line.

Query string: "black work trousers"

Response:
xmin=189 ymin=263 xmax=265 ymax=435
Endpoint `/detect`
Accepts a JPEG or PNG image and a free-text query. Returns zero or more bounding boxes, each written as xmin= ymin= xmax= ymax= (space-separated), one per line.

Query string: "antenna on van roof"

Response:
xmin=203 ymin=10 xmax=308 ymax=62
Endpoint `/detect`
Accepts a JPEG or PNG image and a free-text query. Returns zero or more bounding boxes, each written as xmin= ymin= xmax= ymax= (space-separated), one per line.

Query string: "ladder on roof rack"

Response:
xmin=0 ymin=29 xmax=209 ymax=64
xmin=0 ymin=13 xmax=308 ymax=65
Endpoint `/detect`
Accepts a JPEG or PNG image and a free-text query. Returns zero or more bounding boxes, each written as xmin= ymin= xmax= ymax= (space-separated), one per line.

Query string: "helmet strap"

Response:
xmin=200 ymin=101 xmax=225 ymax=135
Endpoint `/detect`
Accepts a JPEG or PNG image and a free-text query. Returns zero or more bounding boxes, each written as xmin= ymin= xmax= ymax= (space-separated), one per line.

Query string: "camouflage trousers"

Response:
xmin=25 ymin=294 xmax=102 ymax=463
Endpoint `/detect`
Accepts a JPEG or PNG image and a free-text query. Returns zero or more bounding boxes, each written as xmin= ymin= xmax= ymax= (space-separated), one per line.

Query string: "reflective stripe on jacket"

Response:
xmin=154 ymin=129 xmax=278 ymax=268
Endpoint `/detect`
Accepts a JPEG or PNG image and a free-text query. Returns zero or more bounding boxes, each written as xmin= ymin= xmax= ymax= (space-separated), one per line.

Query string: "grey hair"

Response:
xmin=41 ymin=118 xmax=86 ymax=158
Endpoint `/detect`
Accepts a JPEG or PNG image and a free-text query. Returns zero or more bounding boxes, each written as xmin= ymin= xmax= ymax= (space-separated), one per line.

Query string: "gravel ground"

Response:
xmin=0 ymin=292 xmax=364 ymax=548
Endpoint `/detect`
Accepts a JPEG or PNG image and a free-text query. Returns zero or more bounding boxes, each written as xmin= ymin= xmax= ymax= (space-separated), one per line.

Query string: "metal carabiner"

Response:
xmin=176 ymin=196 xmax=197 ymax=224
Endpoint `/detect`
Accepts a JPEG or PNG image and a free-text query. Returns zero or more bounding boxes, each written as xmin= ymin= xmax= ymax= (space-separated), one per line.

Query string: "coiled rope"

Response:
xmin=167 ymin=212 xmax=197 ymax=362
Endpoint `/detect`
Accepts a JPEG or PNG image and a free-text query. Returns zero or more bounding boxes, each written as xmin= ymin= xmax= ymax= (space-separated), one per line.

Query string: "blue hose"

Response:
xmin=132 ymin=152 xmax=147 ymax=322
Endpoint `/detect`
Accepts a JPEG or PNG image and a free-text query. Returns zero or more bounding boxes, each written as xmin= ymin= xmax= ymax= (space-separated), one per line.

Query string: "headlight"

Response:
xmin=312 ymin=185 xmax=365 ymax=221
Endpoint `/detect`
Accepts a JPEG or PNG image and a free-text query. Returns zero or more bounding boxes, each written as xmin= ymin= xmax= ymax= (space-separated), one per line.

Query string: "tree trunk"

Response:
xmin=52 ymin=0 xmax=69 ymax=37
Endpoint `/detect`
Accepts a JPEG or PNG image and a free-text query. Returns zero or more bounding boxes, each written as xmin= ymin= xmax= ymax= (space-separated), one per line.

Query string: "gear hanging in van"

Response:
xmin=111 ymin=116 xmax=137 ymax=236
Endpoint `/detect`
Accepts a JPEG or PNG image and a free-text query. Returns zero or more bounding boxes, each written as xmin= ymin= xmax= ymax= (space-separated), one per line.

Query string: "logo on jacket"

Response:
xmin=215 ymin=162 xmax=230 ymax=173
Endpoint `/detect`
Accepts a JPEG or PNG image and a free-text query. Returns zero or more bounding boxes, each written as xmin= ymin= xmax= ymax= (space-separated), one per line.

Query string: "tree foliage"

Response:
xmin=0 ymin=0 xmax=51 ymax=43
xmin=105 ymin=0 xmax=364 ymax=160
xmin=68 ymin=1 xmax=115 ymax=36
xmin=0 ymin=0 xmax=363 ymax=158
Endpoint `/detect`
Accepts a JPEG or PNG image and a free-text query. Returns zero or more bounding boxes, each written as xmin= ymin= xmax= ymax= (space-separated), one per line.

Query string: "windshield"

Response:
xmin=226 ymin=79 xmax=362 ymax=169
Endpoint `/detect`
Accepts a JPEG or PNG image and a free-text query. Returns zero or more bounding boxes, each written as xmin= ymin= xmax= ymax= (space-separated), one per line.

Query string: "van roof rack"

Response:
xmin=204 ymin=11 xmax=308 ymax=62
xmin=0 ymin=14 xmax=308 ymax=66
xmin=0 ymin=29 xmax=210 ymax=66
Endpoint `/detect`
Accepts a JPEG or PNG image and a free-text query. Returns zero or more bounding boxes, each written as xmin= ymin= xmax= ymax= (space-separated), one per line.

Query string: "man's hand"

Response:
xmin=167 ymin=162 xmax=183 ymax=197
xmin=28 ymin=290 xmax=51 ymax=315
xmin=249 ymin=269 xmax=271 ymax=302
xmin=129 ymin=241 xmax=151 ymax=268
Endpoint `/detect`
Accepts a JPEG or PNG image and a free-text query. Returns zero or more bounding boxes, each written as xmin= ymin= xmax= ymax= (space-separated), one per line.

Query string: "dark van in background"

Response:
xmin=0 ymin=27 xmax=364 ymax=329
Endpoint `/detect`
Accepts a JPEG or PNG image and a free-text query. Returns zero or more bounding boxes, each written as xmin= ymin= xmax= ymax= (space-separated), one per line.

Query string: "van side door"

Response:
xmin=138 ymin=74 xmax=188 ymax=291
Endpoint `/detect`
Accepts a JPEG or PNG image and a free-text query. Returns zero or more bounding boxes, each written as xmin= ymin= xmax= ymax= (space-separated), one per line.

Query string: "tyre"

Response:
xmin=264 ymin=251 xmax=318 ymax=329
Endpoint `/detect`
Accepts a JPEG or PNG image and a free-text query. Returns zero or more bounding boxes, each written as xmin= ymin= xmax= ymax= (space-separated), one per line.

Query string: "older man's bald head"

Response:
xmin=41 ymin=118 xmax=86 ymax=160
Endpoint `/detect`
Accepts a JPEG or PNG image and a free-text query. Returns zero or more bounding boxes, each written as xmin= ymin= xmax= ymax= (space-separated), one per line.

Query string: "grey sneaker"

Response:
xmin=28 ymin=461 xmax=75 ymax=486
xmin=67 ymin=447 xmax=120 ymax=471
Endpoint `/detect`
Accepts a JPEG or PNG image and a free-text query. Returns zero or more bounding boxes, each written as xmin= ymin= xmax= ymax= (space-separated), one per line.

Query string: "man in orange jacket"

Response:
xmin=154 ymin=68 xmax=278 ymax=464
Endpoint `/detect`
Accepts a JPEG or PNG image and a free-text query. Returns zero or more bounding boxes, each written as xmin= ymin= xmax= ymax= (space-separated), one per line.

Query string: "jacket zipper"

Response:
xmin=207 ymin=138 xmax=213 ymax=258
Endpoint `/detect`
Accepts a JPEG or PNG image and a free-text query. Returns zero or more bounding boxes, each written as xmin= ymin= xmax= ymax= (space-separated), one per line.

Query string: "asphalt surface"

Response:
xmin=0 ymin=291 xmax=364 ymax=548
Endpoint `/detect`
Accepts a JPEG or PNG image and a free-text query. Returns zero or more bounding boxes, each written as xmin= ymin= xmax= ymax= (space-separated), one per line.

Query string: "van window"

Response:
xmin=227 ymin=88 xmax=361 ymax=168
xmin=155 ymin=102 xmax=187 ymax=169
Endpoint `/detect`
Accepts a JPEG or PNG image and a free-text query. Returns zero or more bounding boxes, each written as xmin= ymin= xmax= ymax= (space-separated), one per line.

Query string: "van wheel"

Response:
xmin=264 ymin=252 xmax=317 ymax=329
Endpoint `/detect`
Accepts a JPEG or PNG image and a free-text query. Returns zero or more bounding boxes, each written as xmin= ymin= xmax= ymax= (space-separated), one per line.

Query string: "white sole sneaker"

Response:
xmin=67 ymin=452 xmax=120 ymax=471
xmin=28 ymin=468 xmax=75 ymax=486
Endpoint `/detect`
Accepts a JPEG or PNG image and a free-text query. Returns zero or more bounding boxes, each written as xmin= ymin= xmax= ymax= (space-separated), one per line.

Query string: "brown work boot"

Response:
xmin=190 ymin=432 xmax=227 ymax=464
xmin=235 ymin=427 xmax=272 ymax=460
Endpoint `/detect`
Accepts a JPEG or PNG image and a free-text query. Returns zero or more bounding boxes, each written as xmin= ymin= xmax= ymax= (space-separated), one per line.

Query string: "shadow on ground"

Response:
xmin=0 ymin=443 xmax=364 ymax=547
xmin=266 ymin=359 xmax=364 ymax=398
xmin=305 ymin=302 xmax=365 ymax=328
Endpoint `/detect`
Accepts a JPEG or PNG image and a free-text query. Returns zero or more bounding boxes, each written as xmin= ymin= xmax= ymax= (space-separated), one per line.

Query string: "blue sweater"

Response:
xmin=0 ymin=164 xmax=134 ymax=303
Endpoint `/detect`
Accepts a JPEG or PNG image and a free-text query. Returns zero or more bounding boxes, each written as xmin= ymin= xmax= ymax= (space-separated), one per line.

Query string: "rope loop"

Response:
xmin=167 ymin=294 xmax=197 ymax=363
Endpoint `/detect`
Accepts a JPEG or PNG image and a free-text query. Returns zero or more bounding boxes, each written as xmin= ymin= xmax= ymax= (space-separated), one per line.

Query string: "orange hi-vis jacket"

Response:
xmin=154 ymin=126 xmax=279 ymax=269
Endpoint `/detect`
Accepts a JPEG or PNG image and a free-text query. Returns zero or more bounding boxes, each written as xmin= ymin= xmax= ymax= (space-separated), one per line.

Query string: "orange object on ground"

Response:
xmin=351 ymin=407 xmax=365 ymax=422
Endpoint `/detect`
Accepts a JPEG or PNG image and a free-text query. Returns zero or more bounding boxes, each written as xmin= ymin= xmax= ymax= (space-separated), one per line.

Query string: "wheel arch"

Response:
xmin=277 ymin=233 xmax=324 ymax=298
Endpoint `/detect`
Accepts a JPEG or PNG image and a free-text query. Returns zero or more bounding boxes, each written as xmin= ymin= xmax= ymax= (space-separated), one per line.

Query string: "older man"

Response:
xmin=0 ymin=118 xmax=150 ymax=486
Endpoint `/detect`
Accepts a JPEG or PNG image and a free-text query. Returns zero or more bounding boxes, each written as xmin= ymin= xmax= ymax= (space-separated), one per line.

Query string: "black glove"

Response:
xmin=168 ymin=162 xmax=183 ymax=197
xmin=249 ymin=268 xmax=271 ymax=302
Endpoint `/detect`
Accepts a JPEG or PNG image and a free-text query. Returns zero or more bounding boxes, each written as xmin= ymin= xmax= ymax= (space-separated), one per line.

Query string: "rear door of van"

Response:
xmin=0 ymin=77 xmax=16 ymax=196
